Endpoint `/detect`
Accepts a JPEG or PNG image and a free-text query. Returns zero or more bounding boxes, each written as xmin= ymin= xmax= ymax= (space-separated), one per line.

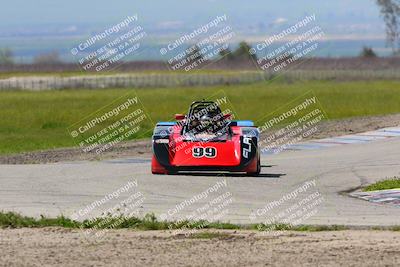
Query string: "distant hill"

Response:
xmin=0 ymin=0 xmax=389 ymax=60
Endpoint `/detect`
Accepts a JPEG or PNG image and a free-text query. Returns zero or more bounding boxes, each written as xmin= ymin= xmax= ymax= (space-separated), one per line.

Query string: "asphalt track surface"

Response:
xmin=1 ymin=134 xmax=400 ymax=226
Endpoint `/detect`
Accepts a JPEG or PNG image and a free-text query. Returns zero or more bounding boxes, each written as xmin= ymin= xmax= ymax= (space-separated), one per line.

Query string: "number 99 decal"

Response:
xmin=192 ymin=147 xmax=217 ymax=158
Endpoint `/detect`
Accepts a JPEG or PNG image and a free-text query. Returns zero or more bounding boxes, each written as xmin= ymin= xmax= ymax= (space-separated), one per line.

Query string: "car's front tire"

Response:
xmin=151 ymin=156 xmax=169 ymax=174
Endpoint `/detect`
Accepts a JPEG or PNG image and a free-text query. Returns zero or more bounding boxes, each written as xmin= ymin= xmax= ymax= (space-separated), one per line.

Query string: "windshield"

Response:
xmin=183 ymin=102 xmax=230 ymax=140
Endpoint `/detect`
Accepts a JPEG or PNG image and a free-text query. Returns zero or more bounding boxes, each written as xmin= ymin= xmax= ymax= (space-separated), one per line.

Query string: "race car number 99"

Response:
xmin=192 ymin=147 xmax=217 ymax=158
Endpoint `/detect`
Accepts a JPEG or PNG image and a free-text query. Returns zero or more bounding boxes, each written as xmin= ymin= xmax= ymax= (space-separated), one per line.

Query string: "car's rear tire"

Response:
xmin=247 ymin=154 xmax=261 ymax=176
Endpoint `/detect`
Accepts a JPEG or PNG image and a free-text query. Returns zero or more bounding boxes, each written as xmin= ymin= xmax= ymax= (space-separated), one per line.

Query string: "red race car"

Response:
xmin=151 ymin=100 xmax=261 ymax=175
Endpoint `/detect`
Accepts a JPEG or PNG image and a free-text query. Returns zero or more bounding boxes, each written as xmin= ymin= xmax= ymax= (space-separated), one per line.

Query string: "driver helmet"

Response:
xmin=199 ymin=114 xmax=213 ymax=130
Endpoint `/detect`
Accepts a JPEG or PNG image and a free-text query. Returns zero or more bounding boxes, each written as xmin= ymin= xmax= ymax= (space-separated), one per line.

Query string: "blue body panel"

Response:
xmin=235 ymin=121 xmax=254 ymax=127
xmin=156 ymin=122 xmax=176 ymax=126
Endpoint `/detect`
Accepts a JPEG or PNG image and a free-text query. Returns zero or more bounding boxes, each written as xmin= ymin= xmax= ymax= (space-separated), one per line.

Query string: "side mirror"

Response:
xmin=175 ymin=114 xmax=185 ymax=120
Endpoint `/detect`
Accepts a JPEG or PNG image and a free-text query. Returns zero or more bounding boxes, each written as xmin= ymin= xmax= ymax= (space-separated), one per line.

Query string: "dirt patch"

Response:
xmin=0 ymin=228 xmax=399 ymax=266
xmin=1 ymin=113 xmax=399 ymax=164
xmin=310 ymin=113 xmax=400 ymax=139
xmin=0 ymin=140 xmax=152 ymax=164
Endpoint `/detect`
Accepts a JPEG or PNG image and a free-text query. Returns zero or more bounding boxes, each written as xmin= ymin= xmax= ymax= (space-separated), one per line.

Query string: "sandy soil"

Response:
xmin=1 ymin=113 xmax=399 ymax=164
xmin=0 ymin=228 xmax=399 ymax=266
xmin=0 ymin=140 xmax=152 ymax=165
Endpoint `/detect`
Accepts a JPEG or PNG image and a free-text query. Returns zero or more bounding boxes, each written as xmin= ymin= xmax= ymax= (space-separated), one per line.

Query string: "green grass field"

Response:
xmin=4 ymin=211 xmax=400 ymax=231
xmin=363 ymin=177 xmax=400 ymax=191
xmin=0 ymin=211 xmax=349 ymax=232
xmin=1 ymin=80 xmax=400 ymax=155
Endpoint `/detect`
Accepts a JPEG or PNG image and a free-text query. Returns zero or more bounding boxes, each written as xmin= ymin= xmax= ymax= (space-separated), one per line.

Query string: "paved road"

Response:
xmin=1 ymin=136 xmax=400 ymax=226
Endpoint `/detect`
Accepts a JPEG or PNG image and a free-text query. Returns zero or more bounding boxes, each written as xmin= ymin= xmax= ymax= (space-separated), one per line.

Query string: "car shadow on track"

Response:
xmin=172 ymin=164 xmax=285 ymax=178
xmin=174 ymin=172 xmax=285 ymax=178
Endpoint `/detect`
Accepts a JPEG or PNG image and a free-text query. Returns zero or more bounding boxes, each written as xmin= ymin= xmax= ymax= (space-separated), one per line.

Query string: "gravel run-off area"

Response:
xmin=0 ymin=228 xmax=399 ymax=266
